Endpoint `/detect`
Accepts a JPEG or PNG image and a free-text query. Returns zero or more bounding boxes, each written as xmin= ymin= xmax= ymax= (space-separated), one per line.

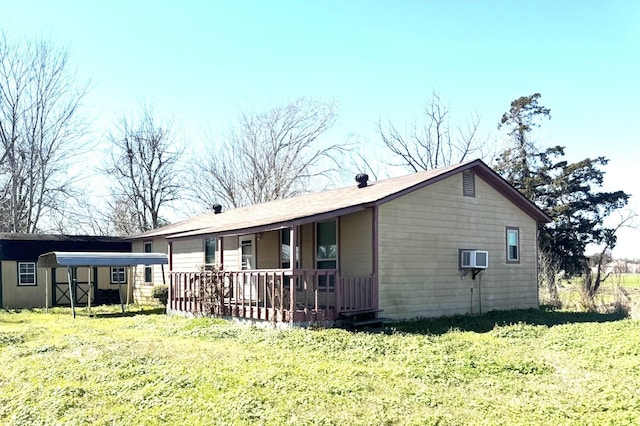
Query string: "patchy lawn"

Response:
xmin=0 ymin=306 xmax=639 ymax=425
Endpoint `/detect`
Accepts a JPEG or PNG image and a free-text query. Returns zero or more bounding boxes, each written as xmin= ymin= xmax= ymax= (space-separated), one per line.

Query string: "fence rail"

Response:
xmin=168 ymin=269 xmax=376 ymax=323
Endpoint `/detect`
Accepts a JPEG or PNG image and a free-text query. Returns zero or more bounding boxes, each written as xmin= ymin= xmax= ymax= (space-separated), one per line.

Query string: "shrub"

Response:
xmin=152 ymin=285 xmax=168 ymax=306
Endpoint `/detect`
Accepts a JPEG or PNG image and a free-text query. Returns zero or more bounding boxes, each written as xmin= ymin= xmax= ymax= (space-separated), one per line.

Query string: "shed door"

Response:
xmin=52 ymin=267 xmax=95 ymax=307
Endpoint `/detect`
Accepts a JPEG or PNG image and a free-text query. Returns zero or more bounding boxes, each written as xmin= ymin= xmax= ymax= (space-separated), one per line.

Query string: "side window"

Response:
xmin=111 ymin=267 xmax=126 ymax=284
xmin=144 ymin=242 xmax=153 ymax=283
xmin=18 ymin=262 xmax=36 ymax=286
xmin=506 ymin=227 xmax=520 ymax=263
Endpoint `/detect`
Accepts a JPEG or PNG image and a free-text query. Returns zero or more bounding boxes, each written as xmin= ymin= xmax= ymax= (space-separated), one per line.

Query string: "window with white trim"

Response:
xmin=18 ymin=262 xmax=36 ymax=286
xmin=111 ymin=267 xmax=126 ymax=284
xmin=506 ymin=227 xmax=520 ymax=263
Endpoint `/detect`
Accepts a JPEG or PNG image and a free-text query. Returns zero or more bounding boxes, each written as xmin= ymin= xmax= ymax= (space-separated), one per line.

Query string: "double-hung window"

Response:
xmin=111 ymin=267 xmax=126 ymax=284
xmin=506 ymin=227 xmax=520 ymax=263
xmin=316 ymin=220 xmax=337 ymax=287
xmin=205 ymin=237 xmax=217 ymax=265
xmin=18 ymin=262 xmax=36 ymax=286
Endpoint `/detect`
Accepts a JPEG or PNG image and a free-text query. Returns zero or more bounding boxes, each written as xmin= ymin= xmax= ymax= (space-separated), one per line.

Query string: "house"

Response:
xmin=0 ymin=234 xmax=131 ymax=309
xmin=131 ymin=159 xmax=550 ymax=324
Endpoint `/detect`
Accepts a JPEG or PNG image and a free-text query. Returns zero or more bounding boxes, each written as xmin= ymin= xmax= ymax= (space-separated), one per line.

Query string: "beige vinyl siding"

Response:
xmin=222 ymin=236 xmax=240 ymax=271
xmin=378 ymin=172 xmax=538 ymax=320
xmin=132 ymin=237 xmax=169 ymax=304
xmin=1 ymin=262 xmax=133 ymax=309
xmin=340 ymin=209 xmax=373 ymax=276
xmin=1 ymin=261 xmax=43 ymax=308
xmin=171 ymin=238 xmax=205 ymax=272
xmin=257 ymin=231 xmax=279 ymax=269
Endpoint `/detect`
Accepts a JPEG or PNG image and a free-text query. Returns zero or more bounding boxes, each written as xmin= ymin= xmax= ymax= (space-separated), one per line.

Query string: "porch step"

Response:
xmin=339 ymin=309 xmax=383 ymax=317
xmin=339 ymin=309 xmax=388 ymax=330
xmin=350 ymin=318 xmax=392 ymax=327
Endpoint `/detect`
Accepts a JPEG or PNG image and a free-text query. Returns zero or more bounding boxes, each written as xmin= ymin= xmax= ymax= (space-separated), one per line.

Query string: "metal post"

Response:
xmin=45 ymin=268 xmax=49 ymax=312
xmin=67 ymin=267 xmax=75 ymax=319
xmin=117 ymin=268 xmax=125 ymax=314
xmin=87 ymin=266 xmax=92 ymax=316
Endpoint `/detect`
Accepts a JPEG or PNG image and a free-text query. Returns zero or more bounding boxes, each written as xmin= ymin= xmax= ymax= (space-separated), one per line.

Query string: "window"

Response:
xmin=205 ymin=237 xmax=217 ymax=265
xmin=463 ymin=170 xmax=475 ymax=197
xmin=316 ymin=220 xmax=337 ymax=287
xmin=506 ymin=227 xmax=520 ymax=263
xmin=18 ymin=262 xmax=36 ymax=286
xmin=144 ymin=242 xmax=153 ymax=283
xmin=111 ymin=267 xmax=126 ymax=284
xmin=281 ymin=229 xmax=291 ymax=269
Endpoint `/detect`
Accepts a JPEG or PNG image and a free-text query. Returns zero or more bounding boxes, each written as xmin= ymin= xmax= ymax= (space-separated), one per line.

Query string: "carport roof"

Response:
xmin=37 ymin=251 xmax=168 ymax=268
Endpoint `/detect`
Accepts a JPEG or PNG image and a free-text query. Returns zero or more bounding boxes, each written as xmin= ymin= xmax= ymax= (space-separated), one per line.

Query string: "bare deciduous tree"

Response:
xmin=106 ymin=102 xmax=184 ymax=234
xmin=378 ymin=91 xmax=487 ymax=172
xmin=196 ymin=97 xmax=345 ymax=209
xmin=583 ymin=210 xmax=638 ymax=302
xmin=0 ymin=33 xmax=89 ymax=233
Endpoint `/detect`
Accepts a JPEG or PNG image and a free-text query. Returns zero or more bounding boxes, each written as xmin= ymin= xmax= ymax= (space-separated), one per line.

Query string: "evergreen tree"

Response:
xmin=496 ymin=95 xmax=629 ymax=287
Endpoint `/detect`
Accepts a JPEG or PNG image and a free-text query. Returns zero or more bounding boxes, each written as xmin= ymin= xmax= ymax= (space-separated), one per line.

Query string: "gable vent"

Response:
xmin=463 ymin=170 xmax=475 ymax=197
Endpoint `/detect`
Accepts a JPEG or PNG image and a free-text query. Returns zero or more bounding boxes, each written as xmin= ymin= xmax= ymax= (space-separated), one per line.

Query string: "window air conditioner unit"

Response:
xmin=461 ymin=250 xmax=489 ymax=269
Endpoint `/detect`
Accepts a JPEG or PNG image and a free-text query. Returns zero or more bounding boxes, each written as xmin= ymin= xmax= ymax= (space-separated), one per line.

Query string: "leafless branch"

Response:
xmin=195 ymin=97 xmax=344 ymax=209
xmin=378 ymin=91 xmax=487 ymax=172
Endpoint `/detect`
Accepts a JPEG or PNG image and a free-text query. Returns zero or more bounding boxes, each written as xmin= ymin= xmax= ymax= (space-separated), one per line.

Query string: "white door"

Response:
xmin=239 ymin=235 xmax=257 ymax=300
xmin=240 ymin=235 xmax=255 ymax=270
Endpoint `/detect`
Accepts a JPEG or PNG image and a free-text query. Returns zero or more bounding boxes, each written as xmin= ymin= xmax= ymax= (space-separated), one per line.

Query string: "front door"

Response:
xmin=240 ymin=235 xmax=255 ymax=270
xmin=239 ymin=235 xmax=257 ymax=301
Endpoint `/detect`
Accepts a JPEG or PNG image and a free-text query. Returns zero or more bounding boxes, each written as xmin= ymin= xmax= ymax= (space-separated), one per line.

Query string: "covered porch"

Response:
xmin=166 ymin=207 xmax=379 ymax=324
xmin=169 ymin=268 xmax=377 ymax=323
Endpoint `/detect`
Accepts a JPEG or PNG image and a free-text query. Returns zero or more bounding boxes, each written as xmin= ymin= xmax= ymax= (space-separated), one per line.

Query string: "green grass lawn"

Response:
xmin=1 ymin=306 xmax=639 ymax=425
xmin=606 ymin=273 xmax=640 ymax=288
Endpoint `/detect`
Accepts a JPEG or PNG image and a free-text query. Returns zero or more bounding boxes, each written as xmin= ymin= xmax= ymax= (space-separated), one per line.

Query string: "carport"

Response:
xmin=37 ymin=251 xmax=169 ymax=318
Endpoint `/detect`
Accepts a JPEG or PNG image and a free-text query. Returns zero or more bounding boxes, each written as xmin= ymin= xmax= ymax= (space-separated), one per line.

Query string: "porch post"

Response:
xmin=218 ymin=236 xmax=224 ymax=269
xmin=289 ymin=227 xmax=297 ymax=271
xmin=289 ymin=226 xmax=296 ymax=323
xmin=372 ymin=206 xmax=379 ymax=310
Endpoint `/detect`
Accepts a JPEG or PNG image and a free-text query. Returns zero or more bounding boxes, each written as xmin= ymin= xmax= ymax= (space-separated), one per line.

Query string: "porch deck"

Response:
xmin=168 ymin=269 xmax=378 ymax=324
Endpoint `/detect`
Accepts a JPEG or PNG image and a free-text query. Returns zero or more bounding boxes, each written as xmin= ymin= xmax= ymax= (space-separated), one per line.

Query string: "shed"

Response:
xmin=37 ymin=252 xmax=168 ymax=317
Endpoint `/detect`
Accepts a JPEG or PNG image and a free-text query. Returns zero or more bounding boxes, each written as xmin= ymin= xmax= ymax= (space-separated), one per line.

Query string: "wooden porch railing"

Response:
xmin=168 ymin=269 xmax=376 ymax=323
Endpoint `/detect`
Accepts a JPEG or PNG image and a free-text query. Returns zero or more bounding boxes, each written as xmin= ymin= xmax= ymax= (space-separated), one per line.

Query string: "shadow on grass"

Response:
xmin=0 ymin=306 xmax=166 ymax=319
xmin=93 ymin=307 xmax=166 ymax=318
xmin=388 ymin=306 xmax=629 ymax=335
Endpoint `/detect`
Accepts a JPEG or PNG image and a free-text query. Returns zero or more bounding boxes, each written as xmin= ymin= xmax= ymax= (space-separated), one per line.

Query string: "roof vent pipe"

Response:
xmin=212 ymin=204 xmax=222 ymax=214
xmin=355 ymin=173 xmax=369 ymax=188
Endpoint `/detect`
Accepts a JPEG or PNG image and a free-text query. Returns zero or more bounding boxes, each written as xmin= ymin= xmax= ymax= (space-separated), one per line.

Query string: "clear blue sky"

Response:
xmin=2 ymin=1 xmax=639 ymax=258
